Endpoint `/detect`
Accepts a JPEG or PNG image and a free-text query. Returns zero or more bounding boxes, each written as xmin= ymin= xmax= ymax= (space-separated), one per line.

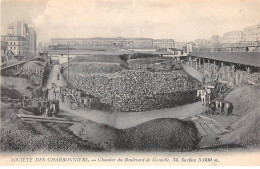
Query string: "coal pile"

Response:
xmin=71 ymin=55 xmax=128 ymax=66
xmin=4 ymin=60 xmax=51 ymax=86
xmin=219 ymin=85 xmax=260 ymax=147
xmin=127 ymin=58 xmax=174 ymax=71
xmin=70 ymin=118 xmax=200 ymax=151
xmin=0 ymin=102 xmax=100 ymax=152
xmin=119 ymin=118 xmax=200 ymax=151
xmin=67 ymin=69 xmax=200 ymax=112
xmin=19 ymin=61 xmax=51 ymax=86
xmin=66 ymin=62 xmax=125 ymax=74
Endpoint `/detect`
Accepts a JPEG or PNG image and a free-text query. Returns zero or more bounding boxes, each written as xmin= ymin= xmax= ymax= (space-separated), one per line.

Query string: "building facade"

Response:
xmin=152 ymin=39 xmax=175 ymax=48
xmin=51 ymin=37 xmax=153 ymax=47
xmin=5 ymin=21 xmax=37 ymax=57
xmin=50 ymin=37 xmax=174 ymax=49
xmin=1 ymin=41 xmax=15 ymax=66
xmin=1 ymin=35 xmax=27 ymax=56
xmin=174 ymin=42 xmax=186 ymax=49
xmin=7 ymin=21 xmax=29 ymax=37
xmin=221 ymin=31 xmax=243 ymax=44
xmin=243 ymin=24 xmax=260 ymax=42
xmin=28 ymin=27 xmax=37 ymax=56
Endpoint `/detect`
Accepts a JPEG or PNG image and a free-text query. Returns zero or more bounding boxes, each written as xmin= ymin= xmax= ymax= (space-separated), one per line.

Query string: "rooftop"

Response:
xmin=51 ymin=37 xmax=154 ymax=41
xmin=189 ymin=51 xmax=260 ymax=67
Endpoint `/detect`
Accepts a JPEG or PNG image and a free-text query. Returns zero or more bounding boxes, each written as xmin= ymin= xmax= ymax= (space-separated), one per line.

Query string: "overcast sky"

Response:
xmin=1 ymin=0 xmax=260 ymax=44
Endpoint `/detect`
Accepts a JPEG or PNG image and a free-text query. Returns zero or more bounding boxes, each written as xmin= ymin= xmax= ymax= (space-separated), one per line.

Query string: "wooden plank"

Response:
xmin=21 ymin=118 xmax=77 ymax=124
xmin=17 ymin=114 xmax=66 ymax=121
xmin=195 ymin=115 xmax=214 ymax=122
xmin=196 ymin=114 xmax=228 ymax=135
xmin=212 ymin=121 xmax=228 ymax=133
xmin=194 ymin=121 xmax=207 ymax=136
xmin=196 ymin=114 xmax=228 ymax=133
xmin=205 ymin=122 xmax=222 ymax=135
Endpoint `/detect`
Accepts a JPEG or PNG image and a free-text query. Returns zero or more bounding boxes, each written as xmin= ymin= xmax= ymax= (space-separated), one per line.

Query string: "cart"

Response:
xmin=65 ymin=94 xmax=78 ymax=110
xmin=64 ymin=88 xmax=101 ymax=110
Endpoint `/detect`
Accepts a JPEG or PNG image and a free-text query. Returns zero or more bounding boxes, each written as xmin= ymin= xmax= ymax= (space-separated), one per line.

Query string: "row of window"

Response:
xmin=9 ymin=42 xmax=22 ymax=45
xmin=7 ymin=47 xmax=22 ymax=54
xmin=9 ymin=46 xmax=22 ymax=50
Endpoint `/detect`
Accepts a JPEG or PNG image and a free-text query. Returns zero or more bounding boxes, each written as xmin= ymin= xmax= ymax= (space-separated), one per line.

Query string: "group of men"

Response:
xmin=197 ymin=81 xmax=233 ymax=116
xmin=31 ymin=87 xmax=49 ymax=100
xmin=197 ymin=86 xmax=213 ymax=106
xmin=38 ymin=100 xmax=59 ymax=117
xmin=30 ymin=84 xmax=59 ymax=117
xmin=59 ymin=85 xmax=99 ymax=109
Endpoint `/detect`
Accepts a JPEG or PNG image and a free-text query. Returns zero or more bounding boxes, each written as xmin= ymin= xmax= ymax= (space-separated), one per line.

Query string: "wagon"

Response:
xmin=62 ymin=86 xmax=100 ymax=110
xmin=65 ymin=94 xmax=78 ymax=110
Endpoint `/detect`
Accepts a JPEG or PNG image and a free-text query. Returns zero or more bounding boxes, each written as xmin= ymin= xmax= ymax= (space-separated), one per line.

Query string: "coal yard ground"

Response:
xmin=1 ymin=53 xmax=260 ymax=152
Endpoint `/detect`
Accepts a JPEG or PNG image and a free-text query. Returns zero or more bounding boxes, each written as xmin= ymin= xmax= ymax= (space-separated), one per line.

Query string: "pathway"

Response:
xmin=182 ymin=63 xmax=211 ymax=83
xmin=46 ymin=64 xmax=207 ymax=129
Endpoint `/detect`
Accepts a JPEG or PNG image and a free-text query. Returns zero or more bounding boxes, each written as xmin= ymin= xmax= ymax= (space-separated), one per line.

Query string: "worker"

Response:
xmin=78 ymin=90 xmax=82 ymax=97
xmin=63 ymin=87 xmax=67 ymax=96
xmin=43 ymin=88 xmax=49 ymax=99
xmin=219 ymin=99 xmax=224 ymax=114
xmin=88 ymin=98 xmax=92 ymax=109
xmin=57 ymin=73 xmax=60 ymax=80
xmin=53 ymin=89 xmax=56 ymax=100
xmin=205 ymin=86 xmax=212 ymax=104
xmin=210 ymin=101 xmax=216 ymax=115
xmin=55 ymin=100 xmax=60 ymax=113
xmin=60 ymin=92 xmax=65 ymax=102
xmin=197 ymin=88 xmax=203 ymax=104
xmin=224 ymin=101 xmax=233 ymax=116
xmin=45 ymin=101 xmax=50 ymax=117
xmin=40 ymin=102 xmax=45 ymax=115
xmin=205 ymin=101 xmax=211 ymax=115
xmin=50 ymin=101 xmax=56 ymax=117
xmin=21 ymin=96 xmax=26 ymax=108
xmin=31 ymin=89 xmax=35 ymax=99
xmin=60 ymin=67 xmax=64 ymax=74
xmin=200 ymin=89 xmax=207 ymax=106
xmin=202 ymin=76 xmax=206 ymax=85
xmin=215 ymin=100 xmax=220 ymax=114
xmin=83 ymin=98 xmax=88 ymax=108
xmin=37 ymin=102 xmax=41 ymax=114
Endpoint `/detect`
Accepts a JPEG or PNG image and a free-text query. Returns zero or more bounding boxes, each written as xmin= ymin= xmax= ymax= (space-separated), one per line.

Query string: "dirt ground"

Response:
xmin=1 ymin=76 xmax=33 ymax=99
xmin=200 ymin=85 xmax=260 ymax=149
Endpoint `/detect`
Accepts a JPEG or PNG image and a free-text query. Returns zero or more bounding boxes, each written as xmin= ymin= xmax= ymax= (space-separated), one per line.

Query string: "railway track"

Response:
xmin=17 ymin=114 xmax=79 ymax=124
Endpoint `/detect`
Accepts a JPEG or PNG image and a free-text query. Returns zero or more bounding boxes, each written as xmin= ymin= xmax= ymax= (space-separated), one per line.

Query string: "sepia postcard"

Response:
xmin=0 ymin=0 xmax=260 ymax=166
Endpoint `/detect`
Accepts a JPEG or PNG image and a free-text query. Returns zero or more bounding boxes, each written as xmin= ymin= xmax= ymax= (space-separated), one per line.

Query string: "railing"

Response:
xmin=1 ymin=56 xmax=40 ymax=70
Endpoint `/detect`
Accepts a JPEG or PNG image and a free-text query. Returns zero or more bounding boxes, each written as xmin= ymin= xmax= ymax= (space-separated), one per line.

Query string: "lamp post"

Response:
xmin=67 ymin=42 xmax=69 ymax=80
